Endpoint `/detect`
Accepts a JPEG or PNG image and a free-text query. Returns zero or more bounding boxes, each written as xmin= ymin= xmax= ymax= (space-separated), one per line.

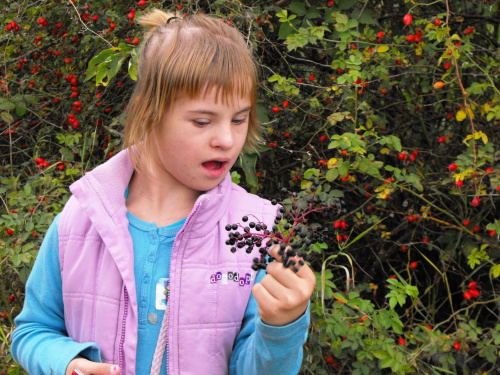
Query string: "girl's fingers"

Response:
xmin=252 ymin=282 xmax=279 ymax=308
xmin=259 ymin=273 xmax=289 ymax=300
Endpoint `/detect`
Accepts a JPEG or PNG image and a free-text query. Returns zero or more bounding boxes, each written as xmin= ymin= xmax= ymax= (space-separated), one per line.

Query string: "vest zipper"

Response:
xmin=119 ymin=286 xmax=129 ymax=372
xmin=165 ymin=203 xmax=201 ymax=373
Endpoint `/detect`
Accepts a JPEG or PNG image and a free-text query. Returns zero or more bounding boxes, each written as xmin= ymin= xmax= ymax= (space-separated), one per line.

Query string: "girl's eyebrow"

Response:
xmin=187 ymin=106 xmax=252 ymax=116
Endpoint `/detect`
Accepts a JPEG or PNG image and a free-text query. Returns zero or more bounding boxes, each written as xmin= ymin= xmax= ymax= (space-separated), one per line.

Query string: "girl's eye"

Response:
xmin=232 ymin=118 xmax=247 ymax=125
xmin=193 ymin=120 xmax=209 ymax=126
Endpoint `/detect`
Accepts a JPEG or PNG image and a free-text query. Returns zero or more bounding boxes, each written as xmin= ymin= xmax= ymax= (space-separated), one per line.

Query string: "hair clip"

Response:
xmin=167 ymin=16 xmax=180 ymax=24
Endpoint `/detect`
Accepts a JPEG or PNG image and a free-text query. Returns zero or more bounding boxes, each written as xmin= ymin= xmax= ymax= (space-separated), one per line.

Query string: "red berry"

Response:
xmin=463 ymin=219 xmax=470 ymax=226
xmin=138 ymin=0 xmax=147 ymax=5
xmin=377 ymin=31 xmax=384 ymax=38
xmin=64 ymin=58 xmax=71 ymax=64
xmin=463 ymin=291 xmax=472 ymax=300
xmin=272 ymin=106 xmax=280 ymax=113
xmin=132 ymin=38 xmax=140 ymax=45
xmin=443 ymin=62 xmax=451 ymax=70
xmin=448 ymin=163 xmax=458 ymax=171
xmin=319 ymin=135 xmax=327 ymax=142
xmin=406 ymin=34 xmax=416 ymax=42
xmin=464 ymin=27 xmax=473 ymax=35
xmin=455 ymin=180 xmax=463 ymax=188
xmin=309 ymin=74 xmax=315 ymax=82
xmin=38 ymin=17 xmax=46 ymax=25
xmin=8 ymin=294 xmax=14 ymax=303
xmin=408 ymin=215 xmax=415 ymax=223
xmin=403 ymin=14 xmax=413 ymax=26
xmin=488 ymin=229 xmax=497 ymax=237
xmin=92 ymin=15 xmax=99 ymax=21
xmin=438 ymin=136 xmax=446 ymax=143
xmin=471 ymin=197 xmax=480 ymax=207
xmin=283 ymin=132 xmax=290 ymax=138
xmin=326 ymin=356 xmax=333 ymax=364
xmin=410 ymin=261 xmax=418 ymax=269
xmin=401 ymin=245 xmax=408 ymax=252
xmin=469 ymin=288 xmax=480 ymax=298
xmin=33 ymin=232 xmax=38 ymax=238
xmin=282 ymin=100 xmax=289 ymax=108
xmin=434 ymin=18 xmax=441 ymax=26
xmin=297 ymin=78 xmax=303 ymax=83
xmin=6 ymin=229 xmax=14 ymax=236
xmin=398 ymin=338 xmax=406 ymax=346
xmin=446 ymin=113 xmax=453 ymax=120
xmin=486 ymin=167 xmax=493 ymax=173
xmin=423 ymin=237 xmax=429 ymax=243
xmin=128 ymin=12 xmax=135 ymax=20
xmin=334 ymin=221 xmax=341 ymax=229
xmin=472 ymin=225 xmax=480 ymax=233
xmin=360 ymin=316 xmax=368 ymax=322
xmin=434 ymin=81 xmax=445 ymax=90
xmin=453 ymin=342 xmax=461 ymax=350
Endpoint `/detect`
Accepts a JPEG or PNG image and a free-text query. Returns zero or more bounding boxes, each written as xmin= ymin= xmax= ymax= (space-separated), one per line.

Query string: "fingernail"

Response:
xmin=110 ymin=365 xmax=118 ymax=374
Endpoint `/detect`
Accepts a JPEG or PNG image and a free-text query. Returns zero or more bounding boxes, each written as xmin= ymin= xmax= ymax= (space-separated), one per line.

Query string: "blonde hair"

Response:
xmin=123 ymin=9 xmax=260 ymax=175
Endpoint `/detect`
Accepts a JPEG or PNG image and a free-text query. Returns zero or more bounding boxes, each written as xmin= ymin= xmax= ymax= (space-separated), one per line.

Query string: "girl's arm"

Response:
xmin=11 ymin=214 xmax=102 ymax=375
xmin=229 ymin=270 xmax=310 ymax=374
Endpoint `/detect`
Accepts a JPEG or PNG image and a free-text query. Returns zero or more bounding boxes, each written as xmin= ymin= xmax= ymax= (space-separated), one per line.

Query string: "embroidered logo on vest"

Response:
xmin=210 ymin=271 xmax=252 ymax=286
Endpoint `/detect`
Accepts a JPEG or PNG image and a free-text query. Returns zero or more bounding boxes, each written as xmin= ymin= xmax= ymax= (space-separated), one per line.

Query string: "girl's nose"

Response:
xmin=211 ymin=124 xmax=234 ymax=150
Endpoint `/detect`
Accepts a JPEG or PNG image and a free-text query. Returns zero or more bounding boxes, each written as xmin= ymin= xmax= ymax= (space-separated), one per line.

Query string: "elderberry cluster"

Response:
xmin=226 ymin=183 xmax=335 ymax=273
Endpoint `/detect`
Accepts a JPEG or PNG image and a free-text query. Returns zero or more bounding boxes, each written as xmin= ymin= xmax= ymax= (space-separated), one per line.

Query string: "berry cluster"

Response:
xmin=226 ymin=182 xmax=336 ymax=272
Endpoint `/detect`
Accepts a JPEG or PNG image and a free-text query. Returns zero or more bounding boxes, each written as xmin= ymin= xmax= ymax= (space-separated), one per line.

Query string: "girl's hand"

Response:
xmin=252 ymin=244 xmax=316 ymax=326
xmin=66 ymin=357 xmax=121 ymax=375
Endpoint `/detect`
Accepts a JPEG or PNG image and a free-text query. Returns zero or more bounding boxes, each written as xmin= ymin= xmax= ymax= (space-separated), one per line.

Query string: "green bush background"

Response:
xmin=1 ymin=0 xmax=499 ymax=374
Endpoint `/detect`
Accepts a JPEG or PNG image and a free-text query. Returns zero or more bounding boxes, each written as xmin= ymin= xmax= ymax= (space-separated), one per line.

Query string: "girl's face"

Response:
xmin=153 ymin=87 xmax=251 ymax=196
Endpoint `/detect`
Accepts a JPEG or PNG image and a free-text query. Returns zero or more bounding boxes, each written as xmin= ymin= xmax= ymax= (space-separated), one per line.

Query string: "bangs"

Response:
xmin=153 ymin=27 xmax=257 ymax=110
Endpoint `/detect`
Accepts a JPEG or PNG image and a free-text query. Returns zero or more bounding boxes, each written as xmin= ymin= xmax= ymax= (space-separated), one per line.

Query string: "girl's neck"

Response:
xmin=125 ymin=170 xmax=201 ymax=227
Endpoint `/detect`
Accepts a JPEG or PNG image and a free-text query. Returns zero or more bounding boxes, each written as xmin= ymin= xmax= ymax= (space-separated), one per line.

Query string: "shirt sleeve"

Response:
xmin=11 ymin=213 xmax=102 ymax=375
xmin=229 ymin=270 xmax=310 ymax=375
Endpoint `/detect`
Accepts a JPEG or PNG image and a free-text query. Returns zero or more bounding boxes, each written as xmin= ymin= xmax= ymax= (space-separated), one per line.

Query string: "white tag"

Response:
xmin=155 ymin=278 xmax=169 ymax=310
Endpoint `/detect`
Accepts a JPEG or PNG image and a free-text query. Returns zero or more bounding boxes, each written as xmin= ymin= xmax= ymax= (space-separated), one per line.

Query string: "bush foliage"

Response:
xmin=1 ymin=0 xmax=499 ymax=374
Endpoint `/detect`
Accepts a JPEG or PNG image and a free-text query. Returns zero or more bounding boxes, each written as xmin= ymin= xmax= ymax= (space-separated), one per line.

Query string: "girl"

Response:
xmin=11 ymin=9 xmax=315 ymax=375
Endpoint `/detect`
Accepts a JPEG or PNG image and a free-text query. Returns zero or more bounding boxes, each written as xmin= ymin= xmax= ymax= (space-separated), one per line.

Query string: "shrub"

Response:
xmin=1 ymin=1 xmax=499 ymax=373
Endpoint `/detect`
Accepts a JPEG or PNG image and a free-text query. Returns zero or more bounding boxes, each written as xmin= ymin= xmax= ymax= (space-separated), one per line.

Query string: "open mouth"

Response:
xmin=202 ymin=160 xmax=225 ymax=170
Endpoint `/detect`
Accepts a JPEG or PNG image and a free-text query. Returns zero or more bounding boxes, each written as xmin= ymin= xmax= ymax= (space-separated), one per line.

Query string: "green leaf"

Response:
xmin=351 ymin=8 xmax=378 ymax=24
xmin=256 ymin=104 xmax=270 ymax=124
xmin=338 ymin=0 xmax=357 ymax=10
xmin=491 ymin=264 xmax=500 ymax=278
xmin=231 ymin=171 xmax=241 ymax=184
xmin=16 ymin=101 xmax=27 ymax=117
xmin=380 ymin=357 xmax=394 ymax=369
xmin=306 ymin=5 xmax=320 ymax=19
xmin=85 ymin=49 xmax=116 ymax=80
xmin=278 ymin=22 xmax=295 ymax=40
xmin=0 ymin=101 xmax=16 ymax=111
xmin=326 ymin=169 xmax=338 ymax=182
xmin=240 ymin=153 xmax=258 ymax=188
xmin=373 ymin=350 xmax=389 ymax=360
xmin=289 ymin=2 xmax=307 ymax=16
xmin=1 ymin=111 xmax=14 ymax=124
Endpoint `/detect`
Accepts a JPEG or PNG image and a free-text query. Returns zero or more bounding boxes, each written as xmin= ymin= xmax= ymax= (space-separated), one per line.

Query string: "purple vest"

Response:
xmin=58 ymin=149 xmax=277 ymax=375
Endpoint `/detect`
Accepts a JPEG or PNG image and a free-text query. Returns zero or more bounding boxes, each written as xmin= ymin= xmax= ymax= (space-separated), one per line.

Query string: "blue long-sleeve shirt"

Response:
xmin=12 ymin=212 xmax=309 ymax=374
